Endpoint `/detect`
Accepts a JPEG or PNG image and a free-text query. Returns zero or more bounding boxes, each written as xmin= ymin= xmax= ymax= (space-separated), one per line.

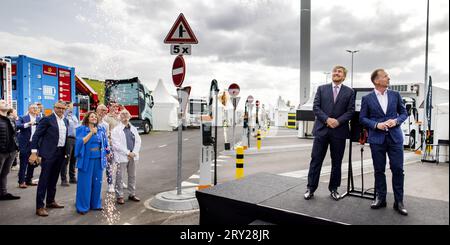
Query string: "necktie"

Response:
xmin=333 ymin=86 xmax=339 ymax=102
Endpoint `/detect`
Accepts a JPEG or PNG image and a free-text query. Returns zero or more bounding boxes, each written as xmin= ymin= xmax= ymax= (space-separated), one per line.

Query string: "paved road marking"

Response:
xmin=158 ymin=144 xmax=167 ymax=148
xmin=184 ymin=138 xmax=189 ymax=141
xmin=189 ymin=174 xmax=200 ymax=179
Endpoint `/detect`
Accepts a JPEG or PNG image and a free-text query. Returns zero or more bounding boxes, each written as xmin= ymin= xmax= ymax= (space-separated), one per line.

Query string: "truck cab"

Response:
xmin=105 ymin=77 xmax=154 ymax=134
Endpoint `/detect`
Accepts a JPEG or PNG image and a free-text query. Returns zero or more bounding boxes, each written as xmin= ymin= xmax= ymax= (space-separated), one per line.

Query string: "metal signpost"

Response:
xmin=209 ymin=80 xmax=219 ymax=185
xmin=255 ymin=100 xmax=260 ymax=129
xmin=166 ymin=13 xmax=198 ymax=195
xmin=228 ymin=83 xmax=240 ymax=149
xmin=246 ymin=95 xmax=254 ymax=147
xmin=149 ymin=12 xmax=199 ymax=212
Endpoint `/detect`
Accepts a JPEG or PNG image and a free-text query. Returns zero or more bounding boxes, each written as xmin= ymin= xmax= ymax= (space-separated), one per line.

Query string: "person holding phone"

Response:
xmin=74 ymin=111 xmax=109 ymax=214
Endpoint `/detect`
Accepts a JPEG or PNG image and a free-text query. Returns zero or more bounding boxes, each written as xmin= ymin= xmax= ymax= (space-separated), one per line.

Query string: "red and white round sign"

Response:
xmin=247 ymin=95 xmax=254 ymax=104
xmin=172 ymin=55 xmax=186 ymax=87
xmin=228 ymin=83 xmax=240 ymax=97
xmin=256 ymin=100 xmax=260 ymax=107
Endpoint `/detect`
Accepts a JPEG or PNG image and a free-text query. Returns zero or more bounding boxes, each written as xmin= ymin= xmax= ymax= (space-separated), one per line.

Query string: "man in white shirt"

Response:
xmin=60 ymin=102 xmax=79 ymax=186
xmin=16 ymin=104 xmax=41 ymax=188
xmin=29 ymin=101 xmax=68 ymax=217
xmin=360 ymin=69 xmax=408 ymax=215
xmin=111 ymin=110 xmax=141 ymax=205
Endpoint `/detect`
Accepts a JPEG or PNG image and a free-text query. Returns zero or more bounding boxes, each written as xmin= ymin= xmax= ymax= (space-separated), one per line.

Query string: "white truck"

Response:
xmin=184 ymin=98 xmax=207 ymax=128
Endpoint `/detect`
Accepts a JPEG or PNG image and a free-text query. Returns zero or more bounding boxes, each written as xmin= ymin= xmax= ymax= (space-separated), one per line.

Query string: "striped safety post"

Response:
xmin=235 ymin=146 xmax=244 ymax=179
xmin=287 ymin=113 xmax=296 ymax=129
xmin=257 ymin=130 xmax=261 ymax=150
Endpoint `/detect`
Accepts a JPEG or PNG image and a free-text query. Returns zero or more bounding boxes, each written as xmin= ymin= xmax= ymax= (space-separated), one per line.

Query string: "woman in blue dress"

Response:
xmin=74 ymin=111 xmax=109 ymax=214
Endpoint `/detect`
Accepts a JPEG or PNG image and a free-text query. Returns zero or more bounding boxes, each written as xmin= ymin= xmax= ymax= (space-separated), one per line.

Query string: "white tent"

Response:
xmin=274 ymin=96 xmax=290 ymax=127
xmin=152 ymin=79 xmax=179 ymax=131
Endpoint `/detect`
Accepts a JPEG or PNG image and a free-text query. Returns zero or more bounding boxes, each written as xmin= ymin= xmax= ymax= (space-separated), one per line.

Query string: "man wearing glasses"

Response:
xmin=29 ymin=101 xmax=69 ymax=217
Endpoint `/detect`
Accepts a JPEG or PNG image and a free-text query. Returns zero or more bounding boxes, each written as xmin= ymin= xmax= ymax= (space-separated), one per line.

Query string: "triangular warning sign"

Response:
xmin=164 ymin=13 xmax=198 ymax=44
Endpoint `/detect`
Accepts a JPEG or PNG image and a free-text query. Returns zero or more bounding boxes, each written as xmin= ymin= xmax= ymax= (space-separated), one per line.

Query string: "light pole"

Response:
xmin=346 ymin=50 xmax=359 ymax=88
xmin=323 ymin=72 xmax=331 ymax=83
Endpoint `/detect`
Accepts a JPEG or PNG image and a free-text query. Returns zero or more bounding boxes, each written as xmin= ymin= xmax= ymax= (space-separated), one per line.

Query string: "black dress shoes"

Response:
xmin=370 ymin=197 xmax=387 ymax=209
xmin=304 ymin=189 xmax=314 ymax=200
xmin=330 ymin=190 xmax=341 ymax=201
xmin=393 ymin=202 xmax=408 ymax=216
xmin=0 ymin=193 xmax=20 ymax=200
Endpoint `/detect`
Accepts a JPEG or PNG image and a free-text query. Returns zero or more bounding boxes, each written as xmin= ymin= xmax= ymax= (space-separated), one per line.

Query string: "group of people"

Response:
xmin=304 ymin=65 xmax=409 ymax=216
xmin=0 ymin=100 xmax=142 ymax=217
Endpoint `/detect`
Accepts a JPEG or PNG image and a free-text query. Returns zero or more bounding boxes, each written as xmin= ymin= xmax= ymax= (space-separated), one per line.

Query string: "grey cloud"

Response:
xmin=310 ymin=7 xmax=437 ymax=76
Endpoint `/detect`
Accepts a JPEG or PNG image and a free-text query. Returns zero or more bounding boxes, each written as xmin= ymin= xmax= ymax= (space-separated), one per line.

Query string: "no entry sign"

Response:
xmin=228 ymin=83 xmax=240 ymax=97
xmin=247 ymin=95 xmax=254 ymax=104
xmin=172 ymin=55 xmax=186 ymax=87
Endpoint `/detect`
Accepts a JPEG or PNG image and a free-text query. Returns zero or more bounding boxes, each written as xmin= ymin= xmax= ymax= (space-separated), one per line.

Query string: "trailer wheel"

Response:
xmin=143 ymin=120 xmax=152 ymax=134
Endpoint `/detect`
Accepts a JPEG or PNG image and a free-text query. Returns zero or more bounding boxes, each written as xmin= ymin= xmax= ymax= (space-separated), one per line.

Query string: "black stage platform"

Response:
xmin=196 ymin=173 xmax=449 ymax=225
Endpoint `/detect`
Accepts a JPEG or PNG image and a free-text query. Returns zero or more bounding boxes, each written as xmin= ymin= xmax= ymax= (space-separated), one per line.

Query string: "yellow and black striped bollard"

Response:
xmin=257 ymin=130 xmax=261 ymax=150
xmin=235 ymin=146 xmax=244 ymax=179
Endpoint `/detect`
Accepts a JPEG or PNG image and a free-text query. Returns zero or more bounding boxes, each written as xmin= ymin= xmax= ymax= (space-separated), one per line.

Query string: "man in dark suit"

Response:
xmin=16 ymin=104 xmax=41 ymax=188
xmin=359 ymin=69 xmax=408 ymax=215
xmin=29 ymin=101 xmax=68 ymax=217
xmin=304 ymin=65 xmax=355 ymax=201
xmin=0 ymin=100 xmax=20 ymax=201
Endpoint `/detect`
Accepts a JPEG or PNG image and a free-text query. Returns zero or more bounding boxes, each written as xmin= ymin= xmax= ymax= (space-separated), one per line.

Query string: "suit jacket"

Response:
xmin=359 ymin=90 xmax=408 ymax=145
xmin=74 ymin=125 xmax=110 ymax=172
xmin=312 ymin=83 xmax=355 ymax=139
xmin=16 ymin=114 xmax=41 ymax=152
xmin=31 ymin=113 xmax=68 ymax=159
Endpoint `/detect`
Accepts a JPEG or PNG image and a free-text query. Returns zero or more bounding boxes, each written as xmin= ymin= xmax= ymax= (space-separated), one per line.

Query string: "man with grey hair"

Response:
xmin=0 ymin=100 xmax=20 ymax=200
xmin=60 ymin=102 xmax=79 ymax=186
xmin=96 ymin=104 xmax=114 ymax=192
xmin=30 ymin=100 xmax=68 ymax=216
xmin=111 ymin=109 xmax=141 ymax=204
xmin=16 ymin=103 xmax=41 ymax=188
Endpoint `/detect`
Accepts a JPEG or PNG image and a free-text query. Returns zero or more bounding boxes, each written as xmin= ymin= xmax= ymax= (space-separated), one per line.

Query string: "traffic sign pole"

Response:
xmin=177 ymin=88 xmax=183 ymax=195
xmin=256 ymin=100 xmax=260 ymax=129
xmin=246 ymin=96 xmax=254 ymax=147
xmin=228 ymin=83 xmax=240 ymax=150
xmin=176 ymin=88 xmax=183 ymax=195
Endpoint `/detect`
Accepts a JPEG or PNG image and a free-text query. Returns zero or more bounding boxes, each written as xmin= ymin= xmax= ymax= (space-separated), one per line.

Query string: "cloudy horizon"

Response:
xmin=1 ymin=0 xmax=448 ymax=108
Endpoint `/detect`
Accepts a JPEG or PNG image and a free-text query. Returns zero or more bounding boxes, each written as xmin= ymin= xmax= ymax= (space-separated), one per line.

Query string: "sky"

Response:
xmin=1 ymin=0 xmax=448 ymax=108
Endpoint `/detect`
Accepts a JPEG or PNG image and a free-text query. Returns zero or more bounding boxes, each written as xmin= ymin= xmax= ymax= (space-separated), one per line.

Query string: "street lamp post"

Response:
xmin=346 ymin=50 xmax=359 ymax=88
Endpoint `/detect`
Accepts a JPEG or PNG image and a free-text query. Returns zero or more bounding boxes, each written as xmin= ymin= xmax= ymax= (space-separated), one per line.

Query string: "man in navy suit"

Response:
xmin=304 ymin=65 xmax=355 ymax=201
xmin=16 ymin=104 xmax=41 ymax=188
xmin=29 ymin=101 xmax=68 ymax=217
xmin=360 ymin=69 xmax=408 ymax=215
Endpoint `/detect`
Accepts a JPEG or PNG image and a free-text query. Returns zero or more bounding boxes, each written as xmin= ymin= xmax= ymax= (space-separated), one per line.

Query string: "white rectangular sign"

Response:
xmin=171 ymin=44 xmax=191 ymax=55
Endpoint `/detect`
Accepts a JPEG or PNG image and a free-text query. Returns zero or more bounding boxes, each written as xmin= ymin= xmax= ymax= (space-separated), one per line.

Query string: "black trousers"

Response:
xmin=60 ymin=137 xmax=76 ymax=182
xmin=36 ymin=147 xmax=65 ymax=209
xmin=370 ymin=134 xmax=404 ymax=203
xmin=307 ymin=134 xmax=346 ymax=192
